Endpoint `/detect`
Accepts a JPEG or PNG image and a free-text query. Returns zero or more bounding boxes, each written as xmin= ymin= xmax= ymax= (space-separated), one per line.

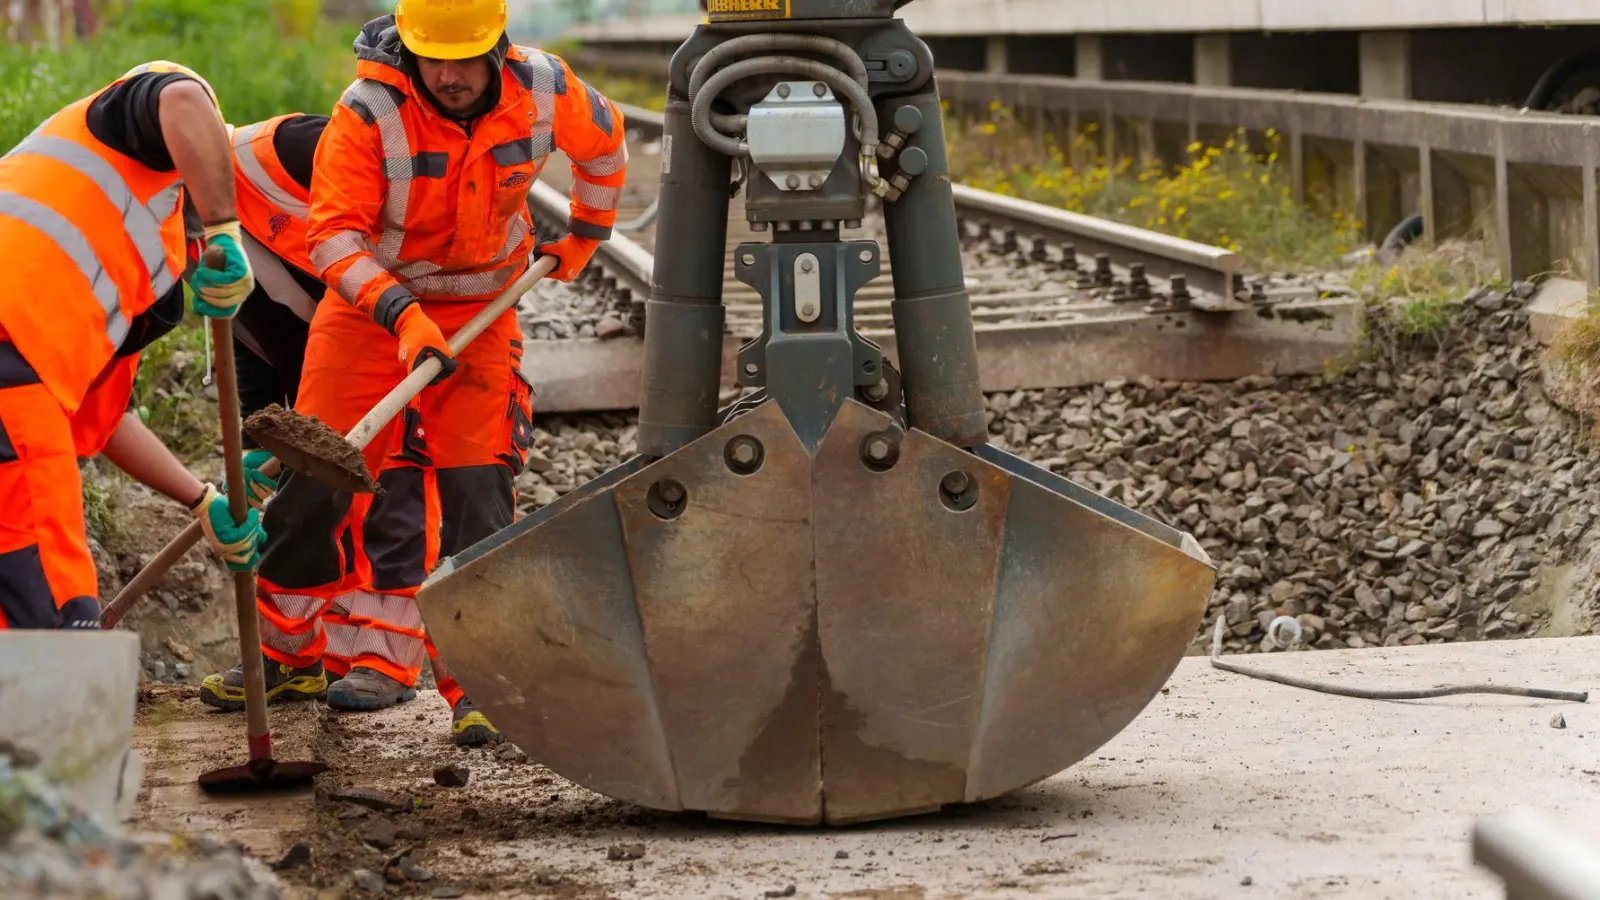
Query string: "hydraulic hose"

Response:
xmin=690 ymin=55 xmax=882 ymax=161
xmin=1522 ymin=48 xmax=1600 ymax=111
xmin=688 ymin=33 xmax=870 ymax=102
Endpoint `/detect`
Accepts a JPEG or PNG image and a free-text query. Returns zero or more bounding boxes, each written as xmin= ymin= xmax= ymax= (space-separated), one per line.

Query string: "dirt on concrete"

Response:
xmin=124 ymin=636 xmax=1600 ymax=900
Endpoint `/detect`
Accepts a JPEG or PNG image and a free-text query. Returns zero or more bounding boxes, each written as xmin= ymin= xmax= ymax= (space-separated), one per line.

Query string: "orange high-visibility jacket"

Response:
xmin=233 ymin=113 xmax=319 ymax=321
xmin=0 ymin=62 xmax=216 ymax=415
xmin=307 ymin=20 xmax=629 ymax=327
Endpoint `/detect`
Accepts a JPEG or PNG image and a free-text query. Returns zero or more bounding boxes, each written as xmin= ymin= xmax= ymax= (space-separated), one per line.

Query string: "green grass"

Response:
xmin=1 ymin=0 xmax=354 ymax=153
xmin=132 ymin=320 xmax=217 ymax=463
xmin=946 ymin=105 xmax=1361 ymax=274
xmin=584 ymin=70 xmax=667 ymax=112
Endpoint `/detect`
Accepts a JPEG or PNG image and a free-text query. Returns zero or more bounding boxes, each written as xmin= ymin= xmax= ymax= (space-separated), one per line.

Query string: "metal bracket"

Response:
xmin=747 ymin=81 xmax=847 ymax=193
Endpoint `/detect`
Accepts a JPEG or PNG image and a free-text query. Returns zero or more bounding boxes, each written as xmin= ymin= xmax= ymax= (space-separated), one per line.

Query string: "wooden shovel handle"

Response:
xmin=98 ymin=255 xmax=556 ymax=628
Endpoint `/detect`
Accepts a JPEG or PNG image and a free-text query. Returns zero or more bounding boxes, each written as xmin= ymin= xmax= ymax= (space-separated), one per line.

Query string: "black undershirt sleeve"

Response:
xmin=84 ymin=71 xmax=197 ymax=171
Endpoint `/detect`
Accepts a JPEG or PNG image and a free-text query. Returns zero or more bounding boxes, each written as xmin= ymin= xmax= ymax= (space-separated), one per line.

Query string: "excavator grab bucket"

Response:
xmin=417 ymin=399 xmax=1215 ymax=825
xmin=418 ymin=0 xmax=1217 ymax=825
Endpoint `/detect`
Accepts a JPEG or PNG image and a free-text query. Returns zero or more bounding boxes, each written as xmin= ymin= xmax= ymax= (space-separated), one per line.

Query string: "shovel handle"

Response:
xmin=97 ymin=454 xmax=283 ymax=631
xmin=344 ymin=254 xmax=557 ymax=452
xmin=99 ymin=255 xmax=557 ymax=627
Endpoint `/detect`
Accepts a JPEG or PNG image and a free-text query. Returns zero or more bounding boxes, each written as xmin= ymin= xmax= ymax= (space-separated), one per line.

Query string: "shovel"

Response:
xmin=97 ymin=253 xmax=559 ymax=628
xmin=245 ymin=254 xmax=558 ymax=493
xmin=193 ymin=245 xmax=327 ymax=794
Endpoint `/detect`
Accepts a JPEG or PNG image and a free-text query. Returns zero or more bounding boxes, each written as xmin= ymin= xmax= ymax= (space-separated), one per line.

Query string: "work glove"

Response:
xmin=223 ymin=448 xmax=278 ymax=510
xmin=190 ymin=220 xmax=256 ymax=318
xmin=188 ymin=483 xmax=266 ymax=572
xmin=394 ymin=303 xmax=457 ymax=385
xmin=537 ymin=233 xmax=600 ymax=282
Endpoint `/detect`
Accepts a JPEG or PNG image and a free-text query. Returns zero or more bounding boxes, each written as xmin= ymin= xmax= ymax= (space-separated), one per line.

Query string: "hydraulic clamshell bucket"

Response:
xmin=417 ymin=399 xmax=1215 ymax=825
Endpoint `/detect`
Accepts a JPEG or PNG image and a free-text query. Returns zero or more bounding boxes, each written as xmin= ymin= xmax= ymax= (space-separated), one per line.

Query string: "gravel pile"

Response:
xmin=512 ymin=281 xmax=1598 ymax=653
xmin=984 ymin=282 xmax=1594 ymax=652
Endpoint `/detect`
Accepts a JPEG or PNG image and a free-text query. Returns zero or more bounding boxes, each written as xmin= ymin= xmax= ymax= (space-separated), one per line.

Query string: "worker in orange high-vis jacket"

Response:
xmin=201 ymin=0 xmax=628 ymax=748
xmin=0 ymin=61 xmax=268 ymax=630
xmin=214 ymin=111 xmax=452 ymax=699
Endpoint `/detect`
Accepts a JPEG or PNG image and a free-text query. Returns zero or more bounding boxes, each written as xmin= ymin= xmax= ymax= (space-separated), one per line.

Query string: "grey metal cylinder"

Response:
xmin=878 ymin=88 xmax=988 ymax=447
xmin=639 ymin=99 xmax=734 ymax=458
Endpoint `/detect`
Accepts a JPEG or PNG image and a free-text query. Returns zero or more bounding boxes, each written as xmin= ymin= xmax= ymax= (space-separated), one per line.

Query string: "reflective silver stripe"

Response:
xmin=337 ymin=256 xmax=388 ymax=303
xmin=232 ymin=122 xmax=309 ymax=218
xmin=265 ymin=591 xmax=328 ymax=620
xmin=242 ymin=231 xmax=317 ymax=322
xmin=323 ymin=620 xmax=360 ymax=660
xmin=5 ymin=135 xmax=181 ymax=300
xmin=577 ymin=142 xmax=628 ymax=178
xmin=572 ymin=179 xmax=621 ymax=212
xmin=397 ymin=259 xmax=442 ymax=279
xmin=0 ymin=191 xmax=129 ymax=347
xmin=344 ymin=79 xmax=413 ymax=263
xmin=524 ymin=52 xmax=560 ymax=169
xmin=346 ymin=591 xmax=424 ymax=632
xmin=347 ymin=620 xmax=426 ymax=669
xmin=310 ymin=230 xmax=369 ymax=273
xmin=492 ymin=216 xmax=530 ymax=264
xmin=261 ymin=616 xmax=322 ymax=656
xmin=409 ymin=265 xmax=516 ymax=297
xmin=531 ymin=123 xmax=555 ymax=160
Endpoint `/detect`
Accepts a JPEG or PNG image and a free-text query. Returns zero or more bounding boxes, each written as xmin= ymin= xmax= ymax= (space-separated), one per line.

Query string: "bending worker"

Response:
xmin=0 ymin=61 xmax=267 ymax=629
xmin=202 ymin=0 xmax=629 ymax=749
xmin=205 ymin=111 xmax=489 ymax=709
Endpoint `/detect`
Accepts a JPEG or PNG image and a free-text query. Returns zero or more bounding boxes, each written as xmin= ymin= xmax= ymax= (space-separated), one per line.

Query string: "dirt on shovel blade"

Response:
xmin=244 ymin=404 xmax=379 ymax=494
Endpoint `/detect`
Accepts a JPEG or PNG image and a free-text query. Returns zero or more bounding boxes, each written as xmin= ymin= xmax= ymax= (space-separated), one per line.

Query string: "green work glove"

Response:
xmin=190 ymin=220 xmax=255 ymax=319
xmin=225 ymin=448 xmax=279 ymax=510
xmin=189 ymin=484 xmax=267 ymax=572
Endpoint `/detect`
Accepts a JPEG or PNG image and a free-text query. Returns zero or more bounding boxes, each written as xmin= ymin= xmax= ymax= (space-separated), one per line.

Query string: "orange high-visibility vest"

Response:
xmin=232 ymin=113 xmax=318 ymax=321
xmin=307 ymin=28 xmax=628 ymax=324
xmin=0 ymin=61 xmax=219 ymax=415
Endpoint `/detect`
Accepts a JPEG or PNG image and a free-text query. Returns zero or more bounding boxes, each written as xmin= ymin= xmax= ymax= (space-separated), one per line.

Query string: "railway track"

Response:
xmin=519 ymin=103 xmax=1359 ymax=414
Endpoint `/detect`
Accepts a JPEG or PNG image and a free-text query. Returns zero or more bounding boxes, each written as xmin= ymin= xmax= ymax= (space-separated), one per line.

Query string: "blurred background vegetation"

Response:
xmin=3 ymin=0 xmax=365 ymax=461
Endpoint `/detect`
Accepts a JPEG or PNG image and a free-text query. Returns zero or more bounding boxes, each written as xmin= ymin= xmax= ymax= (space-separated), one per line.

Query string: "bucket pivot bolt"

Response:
xmin=940 ymin=470 xmax=979 ymax=512
xmin=859 ymin=431 xmax=901 ymax=472
xmin=725 ymin=435 xmax=765 ymax=475
xmin=648 ymin=479 xmax=689 ymax=520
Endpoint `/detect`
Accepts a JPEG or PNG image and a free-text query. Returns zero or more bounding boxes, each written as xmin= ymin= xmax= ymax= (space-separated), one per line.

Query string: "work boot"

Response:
xmin=451 ymin=695 xmax=505 ymax=748
xmin=199 ymin=654 xmax=327 ymax=712
xmin=325 ymin=666 xmax=417 ymax=711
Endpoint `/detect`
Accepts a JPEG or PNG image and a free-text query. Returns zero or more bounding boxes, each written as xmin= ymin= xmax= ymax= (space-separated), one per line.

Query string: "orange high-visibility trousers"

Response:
xmin=0 ymin=338 xmax=137 ymax=630
xmin=255 ymin=296 xmax=533 ymax=702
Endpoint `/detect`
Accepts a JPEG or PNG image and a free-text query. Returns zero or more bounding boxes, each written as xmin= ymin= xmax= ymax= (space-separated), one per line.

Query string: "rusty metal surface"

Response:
xmin=419 ymin=398 xmax=1217 ymax=825
xmin=965 ymin=444 xmax=1217 ymax=802
xmin=812 ymin=400 xmax=1009 ymax=825
xmin=612 ymin=402 xmax=824 ymax=824
xmin=415 ymin=485 xmax=680 ymax=812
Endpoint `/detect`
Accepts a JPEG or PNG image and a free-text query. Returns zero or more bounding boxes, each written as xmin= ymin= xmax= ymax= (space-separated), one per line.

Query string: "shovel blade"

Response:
xmin=418 ymin=400 xmax=1216 ymax=825
xmin=243 ymin=405 xmax=378 ymax=494
xmin=197 ymin=758 xmax=327 ymax=795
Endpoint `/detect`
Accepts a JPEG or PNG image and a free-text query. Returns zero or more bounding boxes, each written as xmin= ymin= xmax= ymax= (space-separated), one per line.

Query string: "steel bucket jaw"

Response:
xmin=417 ymin=399 xmax=1217 ymax=826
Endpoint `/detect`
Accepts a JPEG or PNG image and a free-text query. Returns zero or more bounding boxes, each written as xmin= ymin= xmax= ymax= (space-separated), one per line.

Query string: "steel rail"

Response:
xmin=527 ymin=179 xmax=655 ymax=303
xmin=611 ymin=101 xmax=1241 ymax=305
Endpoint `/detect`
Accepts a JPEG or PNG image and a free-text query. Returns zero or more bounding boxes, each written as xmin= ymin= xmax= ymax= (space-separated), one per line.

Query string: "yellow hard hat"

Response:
xmin=395 ymin=0 xmax=507 ymax=60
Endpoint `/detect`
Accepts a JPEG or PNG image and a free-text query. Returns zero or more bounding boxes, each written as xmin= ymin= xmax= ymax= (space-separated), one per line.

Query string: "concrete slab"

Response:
xmin=0 ymin=632 xmax=142 ymax=823
xmin=320 ymin=634 xmax=1600 ymax=899
xmin=1528 ymin=276 xmax=1591 ymax=345
xmin=128 ymin=686 xmax=326 ymax=862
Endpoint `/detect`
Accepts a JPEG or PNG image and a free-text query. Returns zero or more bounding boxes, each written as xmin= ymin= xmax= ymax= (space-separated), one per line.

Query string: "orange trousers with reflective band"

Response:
xmin=0 ymin=332 xmax=136 ymax=630
xmin=255 ymin=298 xmax=533 ymax=705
